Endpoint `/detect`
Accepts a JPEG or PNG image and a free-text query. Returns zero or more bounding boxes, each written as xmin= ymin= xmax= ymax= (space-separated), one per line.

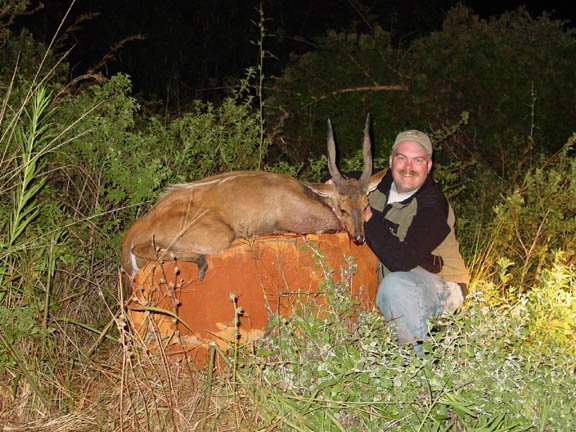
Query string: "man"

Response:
xmin=364 ymin=130 xmax=469 ymax=355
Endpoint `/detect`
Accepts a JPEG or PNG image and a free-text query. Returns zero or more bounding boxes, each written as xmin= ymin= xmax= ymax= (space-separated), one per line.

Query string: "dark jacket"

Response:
xmin=365 ymin=170 xmax=469 ymax=284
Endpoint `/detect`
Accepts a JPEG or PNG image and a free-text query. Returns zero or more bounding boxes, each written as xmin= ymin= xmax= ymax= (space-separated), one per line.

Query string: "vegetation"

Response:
xmin=0 ymin=3 xmax=574 ymax=431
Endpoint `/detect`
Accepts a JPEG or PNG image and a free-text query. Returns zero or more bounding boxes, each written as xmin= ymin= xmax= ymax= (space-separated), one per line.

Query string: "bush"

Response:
xmin=266 ymin=5 xmax=576 ymax=192
xmin=473 ymin=135 xmax=576 ymax=297
xmin=236 ymin=250 xmax=576 ymax=431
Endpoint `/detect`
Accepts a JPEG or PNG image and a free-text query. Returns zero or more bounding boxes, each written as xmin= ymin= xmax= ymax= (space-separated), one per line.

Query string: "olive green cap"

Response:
xmin=393 ymin=130 xmax=433 ymax=156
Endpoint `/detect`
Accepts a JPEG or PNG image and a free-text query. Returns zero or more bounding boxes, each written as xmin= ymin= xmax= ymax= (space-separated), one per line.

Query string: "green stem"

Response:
xmin=0 ymin=329 xmax=53 ymax=412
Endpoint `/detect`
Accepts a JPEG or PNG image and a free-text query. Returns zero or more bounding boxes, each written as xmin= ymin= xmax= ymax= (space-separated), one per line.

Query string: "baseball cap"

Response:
xmin=393 ymin=130 xmax=433 ymax=156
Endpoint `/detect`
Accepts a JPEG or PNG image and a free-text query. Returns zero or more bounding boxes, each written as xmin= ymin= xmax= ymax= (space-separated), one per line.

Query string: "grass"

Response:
xmin=9 ymin=245 xmax=564 ymax=432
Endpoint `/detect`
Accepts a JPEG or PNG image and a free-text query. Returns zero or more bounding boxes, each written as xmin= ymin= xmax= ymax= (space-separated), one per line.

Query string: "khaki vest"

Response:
xmin=369 ymin=189 xmax=470 ymax=284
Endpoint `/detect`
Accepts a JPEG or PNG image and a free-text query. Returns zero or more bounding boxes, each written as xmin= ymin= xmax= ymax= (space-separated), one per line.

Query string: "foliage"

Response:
xmin=408 ymin=6 xmax=576 ymax=162
xmin=161 ymin=93 xmax=270 ymax=182
xmin=0 ymin=28 xmax=69 ymax=102
xmin=0 ymin=1 xmax=34 ymax=44
xmin=474 ymin=135 xmax=576 ymax=296
xmin=266 ymin=5 xmax=576 ymax=173
xmin=235 ymin=248 xmax=575 ymax=431
xmin=523 ymin=251 xmax=576 ymax=354
xmin=0 ymin=86 xmax=63 ymax=410
xmin=266 ymin=24 xmax=402 ymax=163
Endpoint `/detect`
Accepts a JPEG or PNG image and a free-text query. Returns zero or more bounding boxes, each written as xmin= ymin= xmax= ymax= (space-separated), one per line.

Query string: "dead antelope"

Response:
xmin=120 ymin=115 xmax=385 ymax=296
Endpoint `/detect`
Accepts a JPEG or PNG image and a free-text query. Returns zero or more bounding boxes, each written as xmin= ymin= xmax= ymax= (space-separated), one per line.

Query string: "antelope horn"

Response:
xmin=327 ymin=119 xmax=344 ymax=183
xmin=359 ymin=114 xmax=373 ymax=189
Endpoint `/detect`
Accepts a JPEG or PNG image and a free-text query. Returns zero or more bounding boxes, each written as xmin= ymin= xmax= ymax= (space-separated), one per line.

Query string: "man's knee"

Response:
xmin=376 ymin=272 xmax=409 ymax=318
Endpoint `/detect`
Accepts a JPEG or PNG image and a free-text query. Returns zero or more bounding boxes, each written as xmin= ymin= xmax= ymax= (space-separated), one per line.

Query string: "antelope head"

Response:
xmin=307 ymin=114 xmax=385 ymax=244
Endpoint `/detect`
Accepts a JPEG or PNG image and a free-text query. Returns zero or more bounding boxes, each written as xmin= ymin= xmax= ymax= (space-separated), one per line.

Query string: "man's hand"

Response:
xmin=365 ymin=206 xmax=373 ymax=222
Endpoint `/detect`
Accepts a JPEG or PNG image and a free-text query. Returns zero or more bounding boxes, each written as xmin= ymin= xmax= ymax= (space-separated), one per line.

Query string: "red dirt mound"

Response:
xmin=126 ymin=232 xmax=379 ymax=367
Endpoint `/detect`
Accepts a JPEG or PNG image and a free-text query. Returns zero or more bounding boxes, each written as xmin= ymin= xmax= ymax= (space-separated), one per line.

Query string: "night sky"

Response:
xmin=14 ymin=0 xmax=576 ymax=101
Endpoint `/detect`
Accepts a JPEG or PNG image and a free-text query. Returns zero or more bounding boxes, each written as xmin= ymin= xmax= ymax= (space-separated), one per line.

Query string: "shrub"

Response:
xmin=473 ymin=135 xmax=576 ymax=297
xmin=236 ymin=249 xmax=576 ymax=431
xmin=266 ymin=5 xmax=576 ymax=169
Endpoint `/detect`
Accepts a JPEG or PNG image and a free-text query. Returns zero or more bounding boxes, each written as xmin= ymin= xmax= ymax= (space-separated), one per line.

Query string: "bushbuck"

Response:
xmin=120 ymin=115 xmax=386 ymax=296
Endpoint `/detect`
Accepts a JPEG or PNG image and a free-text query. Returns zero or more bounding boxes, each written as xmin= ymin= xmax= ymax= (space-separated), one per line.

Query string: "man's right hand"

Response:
xmin=365 ymin=206 xmax=373 ymax=222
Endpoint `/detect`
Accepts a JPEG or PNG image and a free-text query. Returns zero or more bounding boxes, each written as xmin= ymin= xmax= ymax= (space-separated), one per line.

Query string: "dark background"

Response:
xmin=15 ymin=0 xmax=576 ymax=102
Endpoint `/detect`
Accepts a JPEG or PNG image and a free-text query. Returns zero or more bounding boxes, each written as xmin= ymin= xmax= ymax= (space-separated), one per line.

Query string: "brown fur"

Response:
xmin=120 ymin=116 xmax=385 ymax=297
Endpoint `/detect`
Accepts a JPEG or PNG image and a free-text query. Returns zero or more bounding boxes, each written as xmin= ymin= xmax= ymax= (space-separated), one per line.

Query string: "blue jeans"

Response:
xmin=376 ymin=268 xmax=464 ymax=354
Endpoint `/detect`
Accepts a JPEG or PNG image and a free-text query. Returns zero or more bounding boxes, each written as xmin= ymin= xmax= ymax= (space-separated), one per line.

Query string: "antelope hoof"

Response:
xmin=196 ymin=255 xmax=208 ymax=281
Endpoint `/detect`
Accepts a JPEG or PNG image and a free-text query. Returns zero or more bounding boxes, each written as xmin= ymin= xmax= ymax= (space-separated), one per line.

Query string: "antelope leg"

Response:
xmin=195 ymin=255 xmax=208 ymax=281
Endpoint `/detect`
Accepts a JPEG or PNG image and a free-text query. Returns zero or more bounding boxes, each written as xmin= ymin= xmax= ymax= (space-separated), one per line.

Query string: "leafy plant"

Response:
xmin=267 ymin=5 xmax=576 ymax=170
xmin=477 ymin=135 xmax=576 ymax=296
xmin=235 ymin=246 xmax=576 ymax=431
xmin=522 ymin=250 xmax=576 ymax=354
xmin=0 ymin=86 xmax=61 ymax=410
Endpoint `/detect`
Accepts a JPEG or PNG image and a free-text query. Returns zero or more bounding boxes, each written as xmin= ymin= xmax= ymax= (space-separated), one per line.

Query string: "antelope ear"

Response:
xmin=368 ymin=169 xmax=387 ymax=192
xmin=305 ymin=182 xmax=336 ymax=197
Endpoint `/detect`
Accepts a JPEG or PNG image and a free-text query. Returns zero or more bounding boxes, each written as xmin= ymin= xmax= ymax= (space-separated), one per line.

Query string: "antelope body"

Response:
xmin=121 ymin=116 xmax=385 ymax=296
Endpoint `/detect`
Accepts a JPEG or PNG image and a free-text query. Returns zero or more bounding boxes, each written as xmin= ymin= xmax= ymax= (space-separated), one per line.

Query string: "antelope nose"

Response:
xmin=352 ymin=235 xmax=365 ymax=245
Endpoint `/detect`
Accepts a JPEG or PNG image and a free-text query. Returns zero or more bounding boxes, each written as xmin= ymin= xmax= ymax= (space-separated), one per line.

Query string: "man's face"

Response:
xmin=389 ymin=140 xmax=432 ymax=193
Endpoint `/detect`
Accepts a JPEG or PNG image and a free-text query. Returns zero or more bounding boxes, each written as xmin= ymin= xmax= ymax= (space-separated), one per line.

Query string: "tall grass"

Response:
xmin=0 ymin=85 xmax=58 ymax=413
